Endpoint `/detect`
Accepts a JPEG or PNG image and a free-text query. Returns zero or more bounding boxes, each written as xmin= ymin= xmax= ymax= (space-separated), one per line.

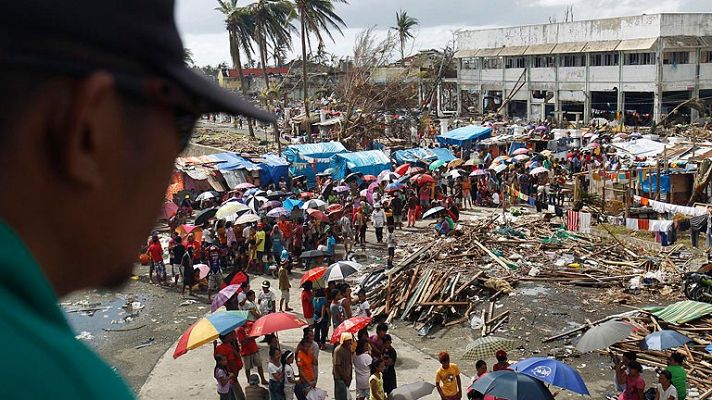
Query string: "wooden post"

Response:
xmin=601 ymin=171 xmax=606 ymax=212
xmin=624 ymin=181 xmax=630 ymax=219
xmin=656 ymin=146 xmax=664 ymax=201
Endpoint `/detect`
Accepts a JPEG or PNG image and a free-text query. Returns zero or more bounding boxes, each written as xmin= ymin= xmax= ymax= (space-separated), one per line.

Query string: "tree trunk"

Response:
xmin=301 ymin=14 xmax=311 ymax=143
xmin=258 ymin=31 xmax=281 ymax=155
xmin=400 ymin=38 xmax=405 ymax=66
xmin=231 ymin=31 xmax=256 ymax=138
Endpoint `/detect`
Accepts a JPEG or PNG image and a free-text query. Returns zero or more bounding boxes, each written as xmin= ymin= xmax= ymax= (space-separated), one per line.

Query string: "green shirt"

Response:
xmin=666 ymin=365 xmax=687 ymax=400
xmin=0 ymin=222 xmax=134 ymax=399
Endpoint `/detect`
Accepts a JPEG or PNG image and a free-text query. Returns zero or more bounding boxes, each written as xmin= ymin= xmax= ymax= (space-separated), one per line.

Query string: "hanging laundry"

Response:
xmin=626 ymin=218 xmax=639 ymax=231
xmin=567 ymin=210 xmax=579 ymax=231
xmin=547 ymin=205 xmax=556 ymax=213
xmin=578 ymin=212 xmax=592 ymax=234
xmin=637 ymin=219 xmax=649 ymax=231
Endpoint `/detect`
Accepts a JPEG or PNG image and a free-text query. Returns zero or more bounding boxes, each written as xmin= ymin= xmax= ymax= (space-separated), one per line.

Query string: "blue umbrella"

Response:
xmin=282 ymin=198 xmax=303 ymax=211
xmin=512 ymin=357 xmax=590 ymax=395
xmin=394 ymin=174 xmax=410 ymax=185
xmin=386 ymin=182 xmax=404 ymax=192
xmin=706 ymin=344 xmax=712 ymax=354
xmin=471 ymin=370 xmax=554 ymax=400
xmin=641 ymin=330 xmax=691 ymax=351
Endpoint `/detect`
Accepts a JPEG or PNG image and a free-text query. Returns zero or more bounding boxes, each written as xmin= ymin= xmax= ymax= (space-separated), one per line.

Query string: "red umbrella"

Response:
xmin=408 ymin=166 xmax=425 ymax=175
xmin=306 ymin=208 xmax=330 ymax=223
xmin=395 ymin=164 xmax=410 ymax=176
xmin=300 ymin=192 xmax=314 ymax=199
xmin=327 ymin=204 xmax=344 ymax=214
xmin=417 ymin=174 xmax=435 ymax=185
xmin=330 ymin=316 xmax=372 ymax=344
xmin=300 ymin=266 xmax=327 ymax=285
xmin=362 ymin=175 xmax=377 ymax=182
xmin=220 ymin=270 xmax=249 ymax=290
xmin=236 ymin=182 xmax=256 ymax=190
xmin=249 ymin=312 xmax=307 ymax=337
xmin=409 ymin=173 xmax=422 ymax=184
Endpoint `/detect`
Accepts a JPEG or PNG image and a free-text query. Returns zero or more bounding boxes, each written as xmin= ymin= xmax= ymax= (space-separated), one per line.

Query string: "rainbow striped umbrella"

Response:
xmin=173 ymin=311 xmax=248 ymax=359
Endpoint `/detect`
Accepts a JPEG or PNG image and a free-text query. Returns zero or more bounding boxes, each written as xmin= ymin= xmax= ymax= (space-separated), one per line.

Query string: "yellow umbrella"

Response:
xmin=216 ymin=202 xmax=250 ymax=219
xmin=448 ymin=158 xmax=464 ymax=169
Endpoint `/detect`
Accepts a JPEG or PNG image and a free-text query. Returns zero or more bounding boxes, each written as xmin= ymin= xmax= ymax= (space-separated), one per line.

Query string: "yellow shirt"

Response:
xmin=369 ymin=373 xmax=385 ymax=400
xmin=436 ymin=363 xmax=461 ymax=397
xmin=256 ymin=230 xmax=266 ymax=252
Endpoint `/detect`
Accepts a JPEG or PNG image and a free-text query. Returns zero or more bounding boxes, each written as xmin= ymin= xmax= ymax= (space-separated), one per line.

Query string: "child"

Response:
xmin=281 ymin=350 xmax=297 ymax=400
xmin=369 ymin=358 xmax=386 ymax=400
xmin=214 ymin=354 xmax=234 ymax=400
xmin=386 ymin=226 xmax=396 ymax=268
xmin=267 ymin=347 xmax=284 ymax=400
xmin=354 ymin=289 xmax=371 ymax=318
xmin=278 ymin=263 xmax=292 ymax=312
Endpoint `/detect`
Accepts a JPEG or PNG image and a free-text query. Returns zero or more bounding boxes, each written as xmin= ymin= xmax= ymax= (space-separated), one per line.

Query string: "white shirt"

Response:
xmin=371 ymin=209 xmax=385 ymax=227
xmin=492 ymin=192 xmax=500 ymax=205
xmin=355 ymin=300 xmax=371 ymax=317
xmin=268 ymin=362 xmax=282 ymax=381
xmin=656 ymin=384 xmax=678 ymax=400
xmin=386 ymin=232 xmax=396 ymax=248
xmin=284 ymin=364 xmax=295 ymax=389
xmin=353 ymin=353 xmax=373 ymax=390
xmin=258 ymin=289 xmax=276 ymax=314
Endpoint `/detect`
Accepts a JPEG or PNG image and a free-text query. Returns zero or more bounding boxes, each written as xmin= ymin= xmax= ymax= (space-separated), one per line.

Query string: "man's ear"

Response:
xmin=56 ymin=72 xmax=117 ymax=188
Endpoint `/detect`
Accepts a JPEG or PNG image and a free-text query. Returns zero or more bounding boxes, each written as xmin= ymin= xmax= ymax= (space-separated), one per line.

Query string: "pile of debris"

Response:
xmin=364 ymin=210 xmax=691 ymax=333
xmin=191 ymin=126 xmax=275 ymax=154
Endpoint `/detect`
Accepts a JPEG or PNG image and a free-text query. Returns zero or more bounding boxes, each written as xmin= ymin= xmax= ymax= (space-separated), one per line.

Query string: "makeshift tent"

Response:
xmin=639 ymin=173 xmax=671 ymax=193
xmin=392 ymin=147 xmax=456 ymax=164
xmin=283 ymin=141 xmax=349 ymax=188
xmin=436 ymin=125 xmax=492 ymax=147
xmin=210 ymin=153 xmax=260 ymax=190
xmin=329 ymin=150 xmax=392 ymax=180
xmin=258 ymin=153 xmax=289 ymax=187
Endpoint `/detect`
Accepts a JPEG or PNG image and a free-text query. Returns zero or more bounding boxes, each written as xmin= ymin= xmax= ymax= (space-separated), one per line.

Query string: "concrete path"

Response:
xmin=139 ymin=265 xmax=468 ymax=399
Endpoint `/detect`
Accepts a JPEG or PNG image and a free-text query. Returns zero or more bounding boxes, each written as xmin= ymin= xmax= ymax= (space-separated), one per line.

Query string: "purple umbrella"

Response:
xmin=259 ymin=200 xmax=282 ymax=211
xmin=211 ymin=284 xmax=240 ymax=312
xmin=266 ymin=207 xmax=290 ymax=218
xmin=334 ymin=185 xmax=351 ymax=193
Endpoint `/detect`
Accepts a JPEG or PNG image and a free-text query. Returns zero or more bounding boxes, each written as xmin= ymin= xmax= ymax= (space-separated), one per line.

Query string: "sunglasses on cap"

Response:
xmin=0 ymin=53 xmax=199 ymax=151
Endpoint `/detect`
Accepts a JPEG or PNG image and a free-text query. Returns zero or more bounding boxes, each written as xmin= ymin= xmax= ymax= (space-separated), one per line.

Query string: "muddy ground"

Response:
xmin=61 ymin=208 xmax=694 ymax=397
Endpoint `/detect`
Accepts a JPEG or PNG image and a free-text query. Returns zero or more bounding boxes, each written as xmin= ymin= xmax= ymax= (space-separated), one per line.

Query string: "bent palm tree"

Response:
xmin=391 ymin=10 xmax=418 ymax=65
xmin=217 ymin=0 xmax=258 ymax=138
xmin=294 ymin=0 xmax=347 ymax=139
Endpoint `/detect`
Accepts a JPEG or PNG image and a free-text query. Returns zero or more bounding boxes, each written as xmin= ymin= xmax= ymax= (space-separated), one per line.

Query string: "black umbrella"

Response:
xmin=299 ymin=249 xmax=329 ymax=259
xmin=194 ymin=208 xmax=217 ymax=225
xmin=175 ymin=190 xmax=196 ymax=203
xmin=321 ymin=180 xmax=334 ymax=198
xmin=344 ymin=172 xmax=363 ymax=182
xmin=267 ymin=191 xmax=287 ymax=200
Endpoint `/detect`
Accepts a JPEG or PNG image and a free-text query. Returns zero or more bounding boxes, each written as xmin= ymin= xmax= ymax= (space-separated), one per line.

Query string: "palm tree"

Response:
xmin=293 ymin=0 xmax=347 ymax=139
xmin=391 ymin=10 xmax=418 ymax=65
xmin=217 ymin=0 xmax=258 ymax=138
xmin=249 ymin=0 xmax=295 ymax=153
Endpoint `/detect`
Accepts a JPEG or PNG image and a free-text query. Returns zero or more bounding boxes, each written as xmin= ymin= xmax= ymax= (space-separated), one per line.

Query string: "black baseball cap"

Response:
xmin=0 ymin=0 xmax=275 ymax=122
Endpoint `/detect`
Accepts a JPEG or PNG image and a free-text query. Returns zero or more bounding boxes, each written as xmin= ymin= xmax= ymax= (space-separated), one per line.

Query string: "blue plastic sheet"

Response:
xmin=258 ymin=153 xmax=289 ymax=187
xmin=639 ymin=173 xmax=670 ymax=193
xmin=436 ymin=125 xmax=492 ymax=146
xmin=329 ymin=150 xmax=391 ymax=180
xmin=282 ymin=141 xmax=348 ymax=188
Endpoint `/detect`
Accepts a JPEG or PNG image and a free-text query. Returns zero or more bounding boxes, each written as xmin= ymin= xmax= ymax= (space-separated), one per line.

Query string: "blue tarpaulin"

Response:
xmin=329 ymin=150 xmax=392 ymax=180
xmin=210 ymin=153 xmax=260 ymax=171
xmin=639 ymin=173 xmax=670 ymax=193
xmin=436 ymin=125 xmax=492 ymax=146
xmin=258 ymin=153 xmax=289 ymax=187
xmin=282 ymin=141 xmax=349 ymax=188
xmin=392 ymin=147 xmax=456 ymax=164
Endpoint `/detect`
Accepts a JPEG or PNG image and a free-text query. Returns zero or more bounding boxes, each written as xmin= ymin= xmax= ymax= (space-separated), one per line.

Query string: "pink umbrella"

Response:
xmin=512 ymin=148 xmax=530 ymax=156
xmin=194 ymin=264 xmax=210 ymax=280
xmin=470 ymin=169 xmax=488 ymax=177
xmin=530 ymin=166 xmax=550 ymax=175
xmin=211 ymin=284 xmax=240 ymax=312
xmin=159 ymin=201 xmax=178 ymax=219
xmin=235 ymin=182 xmax=256 ymax=190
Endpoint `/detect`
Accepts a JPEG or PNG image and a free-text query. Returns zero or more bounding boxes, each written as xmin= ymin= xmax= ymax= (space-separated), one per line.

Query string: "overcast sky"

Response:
xmin=176 ymin=0 xmax=712 ymax=66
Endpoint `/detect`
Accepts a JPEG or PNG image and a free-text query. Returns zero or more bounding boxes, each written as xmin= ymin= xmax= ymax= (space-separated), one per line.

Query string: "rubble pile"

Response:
xmin=191 ymin=126 xmax=274 ymax=154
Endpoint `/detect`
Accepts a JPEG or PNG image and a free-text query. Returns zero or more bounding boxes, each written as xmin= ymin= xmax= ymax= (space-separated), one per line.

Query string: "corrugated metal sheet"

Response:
xmin=616 ymin=38 xmax=658 ymax=51
xmin=476 ymin=47 xmax=503 ymax=57
xmin=553 ymin=42 xmax=587 ymax=54
xmin=498 ymin=46 xmax=529 ymax=56
xmin=222 ymin=170 xmax=248 ymax=189
xmin=702 ymin=36 xmax=712 ymax=47
xmin=454 ymin=49 xmax=479 ymax=58
xmin=645 ymin=300 xmax=712 ymax=324
xmin=582 ymin=40 xmax=621 ymax=52
xmin=523 ymin=43 xmax=556 ymax=55
xmin=662 ymin=36 xmax=703 ymax=49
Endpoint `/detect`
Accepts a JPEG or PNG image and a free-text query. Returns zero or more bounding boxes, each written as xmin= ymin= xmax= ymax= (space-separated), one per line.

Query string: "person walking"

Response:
xmin=278 ymin=263 xmax=292 ymax=312
xmin=339 ymin=212 xmax=354 ymax=254
xmin=214 ymin=332 xmax=247 ymax=400
xmin=333 ymin=333 xmax=354 ymax=400
xmin=301 ymin=281 xmax=314 ymax=325
xmin=436 ymin=352 xmax=462 ymax=400
xmin=407 ymin=191 xmax=418 ymax=227
xmin=371 ymin=203 xmax=386 ymax=243
xmin=353 ymin=340 xmax=373 ymax=400
xmin=354 ymin=208 xmax=366 ymax=246
xmin=313 ymin=288 xmax=329 ymax=350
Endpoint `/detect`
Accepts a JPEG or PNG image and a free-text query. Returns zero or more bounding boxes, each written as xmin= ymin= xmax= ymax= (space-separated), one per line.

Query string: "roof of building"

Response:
xmin=223 ymin=67 xmax=290 ymax=78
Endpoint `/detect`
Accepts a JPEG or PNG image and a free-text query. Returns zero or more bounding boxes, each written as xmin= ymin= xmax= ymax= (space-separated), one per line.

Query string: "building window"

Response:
xmin=482 ymin=57 xmax=502 ymax=69
xmin=461 ymin=58 xmax=478 ymax=70
xmin=663 ymin=51 xmax=690 ymax=65
xmin=590 ymin=52 xmax=619 ymax=66
xmin=559 ymin=54 xmax=585 ymax=67
xmin=624 ymin=52 xmax=655 ymax=65
xmin=702 ymin=51 xmax=712 ymax=64
xmin=532 ymin=55 xmax=555 ymax=68
xmin=504 ymin=57 xmax=526 ymax=69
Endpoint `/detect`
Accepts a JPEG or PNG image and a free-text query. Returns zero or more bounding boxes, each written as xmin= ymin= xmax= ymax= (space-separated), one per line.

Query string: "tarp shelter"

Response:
xmin=258 ymin=153 xmax=289 ymax=187
xmin=639 ymin=173 xmax=671 ymax=193
xmin=329 ymin=150 xmax=392 ymax=180
xmin=283 ymin=141 xmax=349 ymax=188
xmin=210 ymin=153 xmax=261 ymax=190
xmin=611 ymin=139 xmax=667 ymax=158
xmin=436 ymin=125 xmax=492 ymax=147
xmin=392 ymin=147 xmax=456 ymax=165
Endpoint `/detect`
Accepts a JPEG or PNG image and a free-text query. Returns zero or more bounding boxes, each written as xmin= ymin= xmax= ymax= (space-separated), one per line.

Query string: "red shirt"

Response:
xmin=236 ymin=325 xmax=259 ymax=356
xmin=147 ymin=242 xmax=163 ymax=262
xmin=214 ymin=342 xmax=243 ymax=375
xmin=493 ymin=362 xmax=511 ymax=371
xmin=187 ymin=240 xmax=201 ymax=261
xmin=301 ymin=290 xmax=314 ymax=319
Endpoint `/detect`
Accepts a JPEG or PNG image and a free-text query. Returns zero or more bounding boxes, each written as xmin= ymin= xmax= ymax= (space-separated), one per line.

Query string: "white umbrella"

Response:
xmin=234 ymin=213 xmax=260 ymax=225
xmin=246 ymin=195 xmax=268 ymax=212
xmin=576 ymin=321 xmax=633 ymax=353
xmin=324 ymin=261 xmax=361 ymax=282
xmin=530 ymin=167 xmax=549 ymax=175
xmin=216 ymin=202 xmax=250 ymax=219
xmin=470 ymin=169 xmax=488 ymax=177
xmin=196 ymin=192 xmax=216 ymax=201
xmin=378 ymin=170 xmax=401 ymax=183
xmin=301 ymin=199 xmax=327 ymax=210
xmin=390 ymin=381 xmax=435 ymax=400
xmin=448 ymin=169 xmax=466 ymax=178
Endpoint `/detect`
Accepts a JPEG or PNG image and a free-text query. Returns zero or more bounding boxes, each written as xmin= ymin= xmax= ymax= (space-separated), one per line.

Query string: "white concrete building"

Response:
xmin=454 ymin=13 xmax=712 ymax=124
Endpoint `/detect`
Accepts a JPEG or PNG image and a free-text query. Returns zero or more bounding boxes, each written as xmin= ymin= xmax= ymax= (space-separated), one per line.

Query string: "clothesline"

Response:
xmin=633 ymin=195 xmax=706 ymax=217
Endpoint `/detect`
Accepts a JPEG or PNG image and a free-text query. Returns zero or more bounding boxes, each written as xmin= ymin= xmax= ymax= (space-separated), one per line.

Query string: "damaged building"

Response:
xmin=454 ymin=13 xmax=712 ymax=124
